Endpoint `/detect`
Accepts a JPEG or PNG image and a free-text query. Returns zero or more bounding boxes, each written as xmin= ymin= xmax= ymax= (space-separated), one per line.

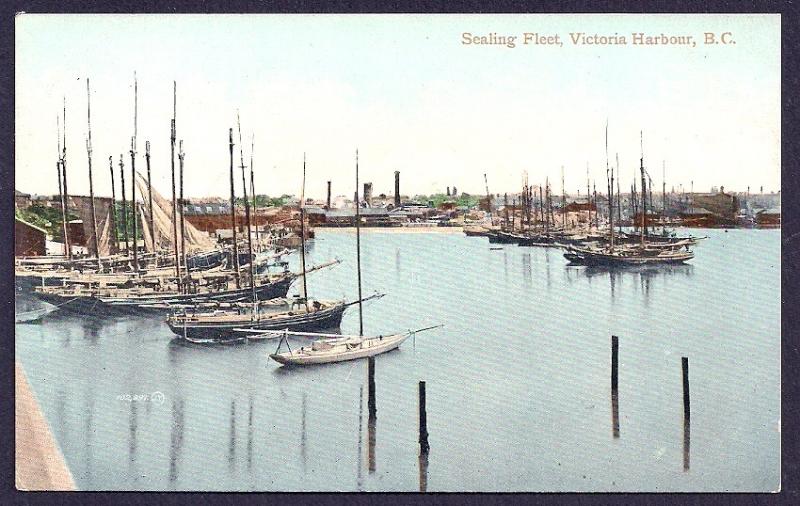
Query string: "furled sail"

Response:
xmin=135 ymin=173 xmax=216 ymax=253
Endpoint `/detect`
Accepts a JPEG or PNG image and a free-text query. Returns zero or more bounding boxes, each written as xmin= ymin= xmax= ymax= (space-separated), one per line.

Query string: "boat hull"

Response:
xmin=167 ymin=303 xmax=348 ymax=341
xmin=33 ymin=276 xmax=295 ymax=316
xmin=270 ymin=332 xmax=409 ymax=366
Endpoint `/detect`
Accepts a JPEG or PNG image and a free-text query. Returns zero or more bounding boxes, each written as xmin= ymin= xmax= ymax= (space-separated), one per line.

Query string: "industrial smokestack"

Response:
xmin=363 ymin=182 xmax=373 ymax=206
xmin=326 ymin=180 xmax=331 ymax=210
xmin=394 ymin=171 xmax=400 ymax=208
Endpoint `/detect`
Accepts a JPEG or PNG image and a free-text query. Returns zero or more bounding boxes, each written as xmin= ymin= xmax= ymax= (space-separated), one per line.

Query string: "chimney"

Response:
xmin=394 ymin=171 xmax=401 ymax=207
xmin=446 ymin=186 xmax=450 ymax=196
xmin=326 ymin=180 xmax=331 ymax=210
xmin=363 ymin=182 xmax=373 ymax=206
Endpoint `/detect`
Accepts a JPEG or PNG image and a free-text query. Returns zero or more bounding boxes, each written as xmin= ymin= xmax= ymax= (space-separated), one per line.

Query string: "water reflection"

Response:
xmin=301 ymin=393 xmax=307 ymax=473
xmin=228 ymin=400 xmax=237 ymax=471
xmin=128 ymin=399 xmax=138 ymax=484
xmin=367 ymin=357 xmax=377 ymax=475
xmin=683 ymin=418 xmax=691 ymax=472
xmin=419 ymin=451 xmax=429 ymax=492
xmin=84 ymin=380 xmax=95 ymax=483
xmin=611 ymin=391 xmax=620 ymax=439
xmin=367 ymin=416 xmax=376 ymax=475
xmin=247 ymin=395 xmax=254 ymax=473
xmin=545 ymin=249 xmax=552 ymax=289
xmin=357 ymin=385 xmax=363 ymax=490
xmin=522 ymin=253 xmax=531 ymax=287
xmin=169 ymin=398 xmax=185 ymax=485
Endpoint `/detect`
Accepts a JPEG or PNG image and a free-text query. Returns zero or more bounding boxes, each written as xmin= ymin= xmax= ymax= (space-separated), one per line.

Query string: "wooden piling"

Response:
xmin=367 ymin=356 xmax=376 ymax=419
xmin=611 ymin=335 xmax=619 ymax=390
xmin=418 ymin=381 xmax=429 ymax=453
xmin=682 ymin=356 xmax=690 ymax=471
xmin=611 ymin=335 xmax=620 ymax=438
xmin=682 ymin=357 xmax=690 ymax=421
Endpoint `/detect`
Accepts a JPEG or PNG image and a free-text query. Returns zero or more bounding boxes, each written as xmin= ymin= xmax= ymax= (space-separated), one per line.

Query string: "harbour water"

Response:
xmin=15 ymin=228 xmax=780 ymax=491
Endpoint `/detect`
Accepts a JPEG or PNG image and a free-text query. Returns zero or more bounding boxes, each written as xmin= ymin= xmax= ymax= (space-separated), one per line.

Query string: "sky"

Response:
xmin=15 ymin=14 xmax=780 ymax=200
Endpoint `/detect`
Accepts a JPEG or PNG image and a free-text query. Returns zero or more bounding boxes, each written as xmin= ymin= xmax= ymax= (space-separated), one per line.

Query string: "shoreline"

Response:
xmin=15 ymin=361 xmax=76 ymax=491
xmin=315 ymin=226 xmax=467 ymax=234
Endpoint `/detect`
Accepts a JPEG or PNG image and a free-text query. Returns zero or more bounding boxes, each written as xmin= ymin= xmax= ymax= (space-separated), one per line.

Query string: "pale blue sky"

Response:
xmin=16 ymin=14 xmax=780 ymax=199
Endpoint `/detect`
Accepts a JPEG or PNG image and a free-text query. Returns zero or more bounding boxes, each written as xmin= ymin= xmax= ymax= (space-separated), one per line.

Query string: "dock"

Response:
xmin=15 ymin=361 xmax=76 ymax=491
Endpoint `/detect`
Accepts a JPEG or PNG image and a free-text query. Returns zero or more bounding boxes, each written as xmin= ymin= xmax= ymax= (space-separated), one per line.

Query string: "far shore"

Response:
xmin=315 ymin=226 xmax=467 ymax=234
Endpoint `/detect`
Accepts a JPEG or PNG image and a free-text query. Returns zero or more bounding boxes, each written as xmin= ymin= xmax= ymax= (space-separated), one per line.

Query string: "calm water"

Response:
xmin=15 ymin=228 xmax=780 ymax=492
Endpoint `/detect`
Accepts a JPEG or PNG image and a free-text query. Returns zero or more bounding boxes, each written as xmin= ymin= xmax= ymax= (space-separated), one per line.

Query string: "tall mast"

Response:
xmin=545 ymin=179 xmax=551 ymax=233
xmin=61 ymin=97 xmax=72 ymax=260
xmin=593 ymin=182 xmax=598 ymax=229
xmin=56 ymin=115 xmax=68 ymax=257
xmin=586 ymin=163 xmax=591 ymax=231
xmin=355 ymin=149 xmax=363 ymax=336
xmin=108 ymin=156 xmax=117 ymax=254
xmin=250 ymin=134 xmax=258 ymax=247
xmin=119 ymin=155 xmax=129 ymax=255
xmin=228 ymin=127 xmax=240 ymax=288
xmin=639 ymin=131 xmax=647 ymax=246
xmin=512 ymin=187 xmax=517 ymax=232
xmin=130 ymin=73 xmax=139 ymax=272
xmin=616 ymin=153 xmax=622 ymax=233
xmin=483 ymin=173 xmax=491 ymax=215
xmin=171 ymin=82 xmax=181 ymax=290
xmin=648 ymin=175 xmax=654 ymax=227
xmin=503 ymin=193 xmax=509 ymax=229
xmin=299 ymin=153 xmax=309 ymax=311
xmin=605 ymin=120 xmax=613 ymax=250
xmin=237 ymin=113 xmax=257 ymax=303
xmin=145 ymin=141 xmax=154 ymax=250
xmin=538 ymin=185 xmax=544 ymax=229
xmin=662 ymin=160 xmax=667 ymax=214
xmin=561 ymin=166 xmax=566 ymax=230
xmin=178 ymin=141 xmax=189 ymax=286
xmin=85 ymin=79 xmax=101 ymax=267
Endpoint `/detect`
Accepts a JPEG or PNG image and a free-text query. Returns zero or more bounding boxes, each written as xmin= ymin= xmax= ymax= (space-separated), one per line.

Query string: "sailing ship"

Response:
xmin=266 ymin=327 xmax=439 ymax=365
xmin=165 ymin=129 xmax=359 ymax=342
xmin=563 ymin=129 xmax=696 ymax=266
xmin=264 ymin=150 xmax=440 ymax=366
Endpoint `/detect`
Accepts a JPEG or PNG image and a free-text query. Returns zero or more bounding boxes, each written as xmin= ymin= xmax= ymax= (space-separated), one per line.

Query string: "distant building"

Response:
xmin=15 ymin=218 xmax=47 ymax=256
xmin=755 ymin=207 xmax=781 ymax=228
xmin=15 ymin=190 xmax=31 ymax=209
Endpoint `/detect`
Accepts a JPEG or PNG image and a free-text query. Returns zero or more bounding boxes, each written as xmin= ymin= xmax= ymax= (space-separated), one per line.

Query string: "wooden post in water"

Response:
xmin=228 ymin=127 xmax=240 ymax=289
xmin=368 ymin=356 xmax=376 ymax=419
xmin=419 ymin=380 xmax=429 ymax=492
xmin=611 ymin=335 xmax=620 ymax=438
xmin=418 ymin=381 xmax=429 ymax=453
xmin=682 ymin=356 xmax=690 ymax=471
